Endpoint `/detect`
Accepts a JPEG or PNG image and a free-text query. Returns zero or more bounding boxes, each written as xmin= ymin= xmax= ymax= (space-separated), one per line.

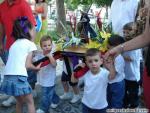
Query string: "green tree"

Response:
xmin=65 ymin=0 xmax=112 ymax=10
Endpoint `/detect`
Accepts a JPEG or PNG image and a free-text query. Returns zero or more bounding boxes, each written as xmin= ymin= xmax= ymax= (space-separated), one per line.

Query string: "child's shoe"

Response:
xmin=60 ymin=93 xmax=71 ymax=100
xmin=70 ymin=94 xmax=80 ymax=103
xmin=50 ymin=103 xmax=58 ymax=109
xmin=0 ymin=94 xmax=9 ymax=100
xmin=2 ymin=96 xmax=16 ymax=107
xmin=36 ymin=109 xmax=45 ymax=113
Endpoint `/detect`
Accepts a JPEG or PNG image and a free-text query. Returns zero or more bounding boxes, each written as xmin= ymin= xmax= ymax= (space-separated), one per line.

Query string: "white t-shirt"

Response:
xmin=109 ymin=54 xmax=125 ymax=84
xmin=36 ymin=53 xmax=56 ymax=87
xmin=109 ymin=0 xmax=138 ymax=36
xmin=4 ymin=39 xmax=37 ymax=76
xmin=82 ymin=67 xmax=109 ymax=109
xmin=123 ymin=49 xmax=141 ymax=81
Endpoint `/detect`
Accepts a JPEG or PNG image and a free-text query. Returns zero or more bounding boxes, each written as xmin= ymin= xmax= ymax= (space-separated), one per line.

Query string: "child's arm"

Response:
xmin=26 ymin=51 xmax=41 ymax=70
xmin=46 ymin=54 xmax=57 ymax=67
xmin=74 ymin=62 xmax=86 ymax=69
xmin=103 ymin=57 xmax=116 ymax=80
xmin=71 ymin=72 xmax=79 ymax=83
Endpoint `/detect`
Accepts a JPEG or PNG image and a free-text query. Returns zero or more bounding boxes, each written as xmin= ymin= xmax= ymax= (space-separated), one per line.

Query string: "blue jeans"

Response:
xmin=40 ymin=86 xmax=59 ymax=112
xmin=107 ymin=80 xmax=125 ymax=108
xmin=82 ymin=103 xmax=107 ymax=113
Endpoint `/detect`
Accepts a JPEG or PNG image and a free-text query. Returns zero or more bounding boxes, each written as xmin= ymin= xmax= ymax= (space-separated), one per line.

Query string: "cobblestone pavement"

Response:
xmin=0 ymin=77 xmax=82 ymax=113
xmin=0 ymin=59 xmax=148 ymax=113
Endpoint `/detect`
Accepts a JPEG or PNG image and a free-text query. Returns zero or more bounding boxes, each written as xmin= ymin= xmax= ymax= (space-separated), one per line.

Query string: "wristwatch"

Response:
xmin=120 ymin=44 xmax=124 ymax=53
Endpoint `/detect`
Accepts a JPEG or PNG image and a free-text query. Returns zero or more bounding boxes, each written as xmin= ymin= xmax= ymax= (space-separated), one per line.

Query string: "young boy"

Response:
xmin=60 ymin=59 xmax=80 ymax=103
xmin=123 ymin=23 xmax=142 ymax=108
xmin=107 ymin=35 xmax=125 ymax=108
xmin=36 ymin=35 xmax=59 ymax=113
xmin=79 ymin=48 xmax=116 ymax=113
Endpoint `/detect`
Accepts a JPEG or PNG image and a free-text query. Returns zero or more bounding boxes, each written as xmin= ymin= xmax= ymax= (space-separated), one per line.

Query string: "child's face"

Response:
xmin=123 ymin=29 xmax=134 ymax=41
xmin=41 ymin=40 xmax=52 ymax=53
xmin=123 ymin=29 xmax=130 ymax=39
xmin=86 ymin=54 xmax=103 ymax=74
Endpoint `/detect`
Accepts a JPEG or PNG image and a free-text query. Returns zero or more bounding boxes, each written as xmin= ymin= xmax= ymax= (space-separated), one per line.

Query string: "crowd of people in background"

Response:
xmin=0 ymin=0 xmax=150 ymax=113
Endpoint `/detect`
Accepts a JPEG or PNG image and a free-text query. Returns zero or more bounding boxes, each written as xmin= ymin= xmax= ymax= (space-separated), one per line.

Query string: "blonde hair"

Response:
xmin=40 ymin=35 xmax=52 ymax=47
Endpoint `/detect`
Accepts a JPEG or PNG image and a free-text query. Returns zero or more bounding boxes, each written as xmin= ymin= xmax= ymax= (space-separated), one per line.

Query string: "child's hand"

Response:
xmin=75 ymin=63 xmax=86 ymax=69
xmin=35 ymin=62 xmax=42 ymax=71
xmin=103 ymin=56 xmax=114 ymax=70
xmin=45 ymin=53 xmax=57 ymax=67
xmin=104 ymin=57 xmax=116 ymax=80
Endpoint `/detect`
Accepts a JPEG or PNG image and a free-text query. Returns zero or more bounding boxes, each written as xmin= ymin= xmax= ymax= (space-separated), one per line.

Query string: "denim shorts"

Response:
xmin=0 ymin=75 xmax=32 ymax=96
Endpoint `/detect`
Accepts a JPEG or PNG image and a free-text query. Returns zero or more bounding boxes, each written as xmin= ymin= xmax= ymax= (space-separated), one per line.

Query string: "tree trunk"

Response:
xmin=56 ymin=0 xmax=66 ymax=35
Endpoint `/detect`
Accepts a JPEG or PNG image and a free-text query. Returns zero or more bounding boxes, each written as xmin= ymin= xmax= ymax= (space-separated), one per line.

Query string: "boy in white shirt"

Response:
xmin=36 ymin=35 xmax=59 ymax=113
xmin=107 ymin=35 xmax=125 ymax=108
xmin=123 ymin=23 xmax=141 ymax=108
xmin=77 ymin=48 xmax=116 ymax=113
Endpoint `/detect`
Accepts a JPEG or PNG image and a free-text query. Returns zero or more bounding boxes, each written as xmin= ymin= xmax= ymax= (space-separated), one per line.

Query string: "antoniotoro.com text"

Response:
xmin=107 ymin=108 xmax=149 ymax=113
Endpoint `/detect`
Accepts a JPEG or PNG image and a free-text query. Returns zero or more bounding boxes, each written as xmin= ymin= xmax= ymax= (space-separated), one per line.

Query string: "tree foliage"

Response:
xmin=65 ymin=0 xmax=112 ymax=10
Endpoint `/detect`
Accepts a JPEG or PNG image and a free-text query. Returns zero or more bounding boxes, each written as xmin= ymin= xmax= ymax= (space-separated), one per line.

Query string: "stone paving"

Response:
xmin=0 ymin=58 xmax=148 ymax=113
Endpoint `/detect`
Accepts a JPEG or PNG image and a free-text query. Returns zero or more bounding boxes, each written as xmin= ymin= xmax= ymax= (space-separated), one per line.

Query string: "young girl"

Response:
xmin=0 ymin=16 xmax=41 ymax=113
xmin=36 ymin=35 xmax=59 ymax=113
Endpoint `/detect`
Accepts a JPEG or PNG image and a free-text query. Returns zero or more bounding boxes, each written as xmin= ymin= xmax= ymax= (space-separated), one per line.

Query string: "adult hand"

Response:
xmin=139 ymin=7 xmax=148 ymax=18
xmin=104 ymin=45 xmax=123 ymax=60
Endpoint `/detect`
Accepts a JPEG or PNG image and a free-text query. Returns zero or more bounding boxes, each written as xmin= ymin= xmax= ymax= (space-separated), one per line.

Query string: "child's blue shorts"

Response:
xmin=0 ymin=75 xmax=32 ymax=96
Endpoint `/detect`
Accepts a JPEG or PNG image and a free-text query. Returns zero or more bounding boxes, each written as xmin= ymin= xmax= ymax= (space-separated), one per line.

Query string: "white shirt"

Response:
xmin=5 ymin=39 xmax=37 ymax=76
xmin=109 ymin=54 xmax=125 ymax=83
xmin=36 ymin=50 xmax=56 ymax=87
xmin=123 ymin=49 xmax=141 ymax=81
xmin=38 ymin=61 xmax=56 ymax=87
xmin=82 ymin=67 xmax=109 ymax=109
xmin=109 ymin=0 xmax=138 ymax=36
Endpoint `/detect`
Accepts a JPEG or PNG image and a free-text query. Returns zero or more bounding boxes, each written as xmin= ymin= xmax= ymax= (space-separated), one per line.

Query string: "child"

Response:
xmin=0 ymin=16 xmax=40 ymax=113
xmin=123 ymin=23 xmax=142 ymax=108
xmin=36 ymin=35 xmax=59 ymax=113
xmin=60 ymin=58 xmax=80 ymax=103
xmin=107 ymin=35 xmax=125 ymax=108
xmin=123 ymin=22 xmax=137 ymax=40
xmin=78 ymin=48 xmax=115 ymax=113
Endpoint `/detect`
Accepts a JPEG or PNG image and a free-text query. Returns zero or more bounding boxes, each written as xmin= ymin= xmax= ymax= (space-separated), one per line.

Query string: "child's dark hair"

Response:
xmin=40 ymin=35 xmax=52 ymax=46
xmin=12 ymin=16 xmax=33 ymax=40
xmin=123 ymin=22 xmax=135 ymax=30
xmin=35 ymin=0 xmax=45 ymax=3
xmin=108 ymin=35 xmax=125 ymax=46
xmin=85 ymin=48 xmax=100 ymax=57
